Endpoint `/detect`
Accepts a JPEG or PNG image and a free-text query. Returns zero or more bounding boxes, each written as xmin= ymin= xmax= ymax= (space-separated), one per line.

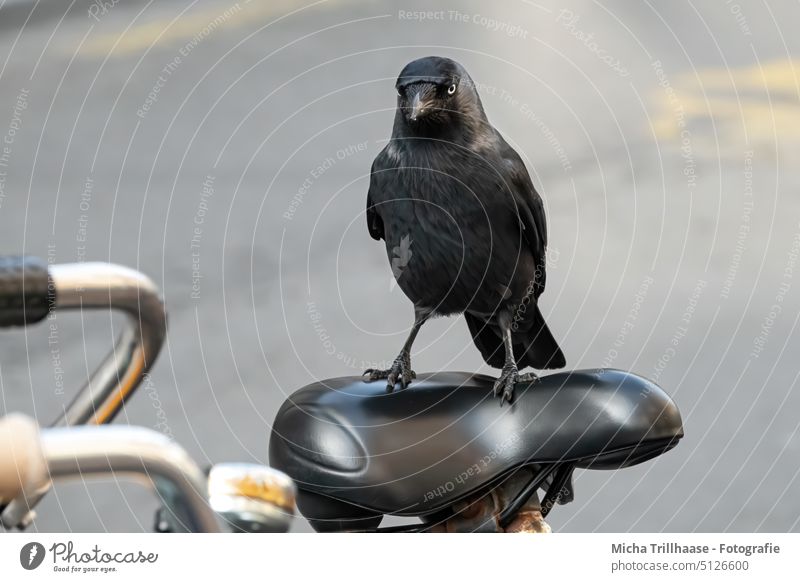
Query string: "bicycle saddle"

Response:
xmin=269 ymin=369 xmax=683 ymax=531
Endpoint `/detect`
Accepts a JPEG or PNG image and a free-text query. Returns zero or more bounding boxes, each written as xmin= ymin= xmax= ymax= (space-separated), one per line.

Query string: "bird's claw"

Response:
xmin=363 ymin=368 xmax=388 ymax=381
xmin=493 ymin=367 xmax=539 ymax=404
xmin=363 ymin=354 xmax=416 ymax=392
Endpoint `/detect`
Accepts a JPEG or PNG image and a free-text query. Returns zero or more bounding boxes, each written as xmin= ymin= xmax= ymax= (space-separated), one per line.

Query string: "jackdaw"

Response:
xmin=364 ymin=56 xmax=565 ymax=402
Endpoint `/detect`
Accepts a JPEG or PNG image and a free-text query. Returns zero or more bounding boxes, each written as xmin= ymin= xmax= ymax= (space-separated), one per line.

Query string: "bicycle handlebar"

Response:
xmin=0 ymin=257 xmax=167 ymax=425
xmin=49 ymin=262 xmax=167 ymax=426
xmin=0 ymin=414 xmax=222 ymax=532
xmin=0 ymin=258 xmax=167 ymax=528
xmin=0 ymin=256 xmax=54 ymax=328
xmin=0 ymin=414 xmax=46 ymax=502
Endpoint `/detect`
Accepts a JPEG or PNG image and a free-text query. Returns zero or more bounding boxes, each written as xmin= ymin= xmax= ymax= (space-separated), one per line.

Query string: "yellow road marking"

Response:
xmin=80 ymin=0 xmax=326 ymax=57
xmin=652 ymin=59 xmax=800 ymax=144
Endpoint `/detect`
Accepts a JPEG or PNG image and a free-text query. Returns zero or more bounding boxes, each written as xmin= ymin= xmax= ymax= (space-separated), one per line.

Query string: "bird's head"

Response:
xmin=394 ymin=56 xmax=485 ymax=131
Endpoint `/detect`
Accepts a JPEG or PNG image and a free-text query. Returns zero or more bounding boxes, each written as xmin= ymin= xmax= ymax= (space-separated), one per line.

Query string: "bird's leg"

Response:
xmin=364 ymin=308 xmax=429 ymax=392
xmin=493 ymin=312 xmax=539 ymax=404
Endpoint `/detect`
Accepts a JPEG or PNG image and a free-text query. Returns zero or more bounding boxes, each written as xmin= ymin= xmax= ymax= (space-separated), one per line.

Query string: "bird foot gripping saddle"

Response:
xmin=269 ymin=369 xmax=683 ymax=532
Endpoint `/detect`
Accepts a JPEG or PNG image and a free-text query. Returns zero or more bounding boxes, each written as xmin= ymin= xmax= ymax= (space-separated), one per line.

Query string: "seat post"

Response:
xmin=502 ymin=494 xmax=551 ymax=533
xmin=427 ymin=470 xmax=552 ymax=533
xmin=496 ymin=469 xmax=552 ymax=533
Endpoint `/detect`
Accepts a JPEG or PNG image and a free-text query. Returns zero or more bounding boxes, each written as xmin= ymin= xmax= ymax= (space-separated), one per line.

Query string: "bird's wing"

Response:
xmin=366 ymin=153 xmax=388 ymax=241
xmin=496 ymin=137 xmax=548 ymax=295
xmin=366 ymin=188 xmax=384 ymax=241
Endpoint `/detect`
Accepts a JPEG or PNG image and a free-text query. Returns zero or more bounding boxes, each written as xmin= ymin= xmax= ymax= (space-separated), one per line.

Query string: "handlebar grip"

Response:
xmin=0 ymin=414 xmax=46 ymax=501
xmin=0 ymin=256 xmax=54 ymax=328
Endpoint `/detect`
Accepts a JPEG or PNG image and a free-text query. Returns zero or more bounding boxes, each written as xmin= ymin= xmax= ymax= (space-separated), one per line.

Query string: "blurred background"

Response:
xmin=0 ymin=0 xmax=798 ymax=532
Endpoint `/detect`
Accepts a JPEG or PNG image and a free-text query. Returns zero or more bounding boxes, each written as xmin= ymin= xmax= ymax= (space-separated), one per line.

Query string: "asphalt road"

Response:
xmin=1 ymin=0 xmax=799 ymax=532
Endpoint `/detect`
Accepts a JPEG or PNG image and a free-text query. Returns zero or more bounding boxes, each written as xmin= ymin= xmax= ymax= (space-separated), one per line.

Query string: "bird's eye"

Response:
xmin=397 ymin=87 xmax=404 ymax=97
xmin=447 ymin=83 xmax=457 ymax=95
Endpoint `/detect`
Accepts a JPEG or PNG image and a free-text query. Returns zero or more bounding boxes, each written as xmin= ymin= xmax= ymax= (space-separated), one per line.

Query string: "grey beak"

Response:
xmin=409 ymin=91 xmax=424 ymax=121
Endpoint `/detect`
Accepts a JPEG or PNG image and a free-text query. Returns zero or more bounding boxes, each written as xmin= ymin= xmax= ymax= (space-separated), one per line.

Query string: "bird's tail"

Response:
xmin=465 ymin=304 xmax=566 ymax=370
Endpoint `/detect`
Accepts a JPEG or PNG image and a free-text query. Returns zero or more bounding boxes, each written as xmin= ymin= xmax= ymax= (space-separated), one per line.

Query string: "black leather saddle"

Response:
xmin=269 ymin=369 xmax=683 ymax=531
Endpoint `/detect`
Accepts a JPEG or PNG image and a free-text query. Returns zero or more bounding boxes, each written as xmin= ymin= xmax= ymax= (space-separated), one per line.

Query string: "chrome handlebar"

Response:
xmin=0 ymin=415 xmax=222 ymax=532
xmin=0 ymin=259 xmax=296 ymax=533
xmin=43 ymin=424 xmax=222 ymax=533
xmin=0 ymin=259 xmax=166 ymax=528
xmin=48 ymin=262 xmax=167 ymax=426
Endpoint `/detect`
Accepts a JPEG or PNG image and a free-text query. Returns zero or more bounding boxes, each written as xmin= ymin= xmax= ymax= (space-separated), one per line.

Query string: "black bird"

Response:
xmin=364 ymin=56 xmax=565 ymax=402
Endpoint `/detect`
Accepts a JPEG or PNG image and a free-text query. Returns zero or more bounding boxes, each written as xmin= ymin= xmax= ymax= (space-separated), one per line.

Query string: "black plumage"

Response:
xmin=364 ymin=56 xmax=565 ymax=402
